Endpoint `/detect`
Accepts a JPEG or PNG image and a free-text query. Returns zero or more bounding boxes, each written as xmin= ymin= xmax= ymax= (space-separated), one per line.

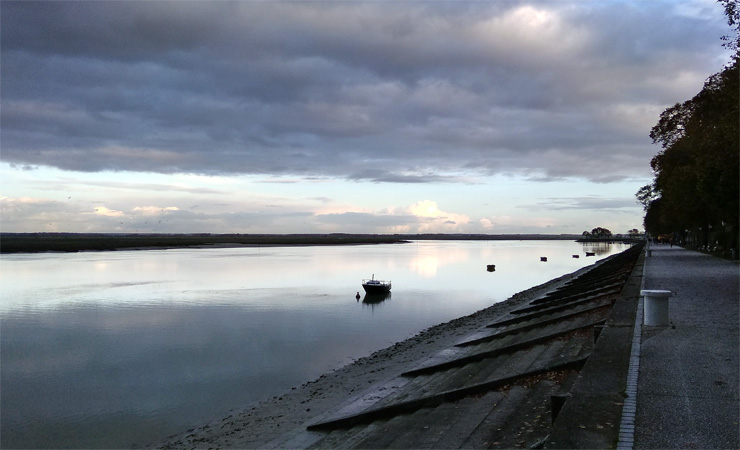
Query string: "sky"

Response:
xmin=0 ymin=0 xmax=733 ymax=235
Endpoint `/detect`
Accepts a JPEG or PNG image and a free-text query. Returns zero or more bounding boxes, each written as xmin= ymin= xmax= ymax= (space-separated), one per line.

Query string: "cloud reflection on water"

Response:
xmin=1 ymin=240 xmax=631 ymax=448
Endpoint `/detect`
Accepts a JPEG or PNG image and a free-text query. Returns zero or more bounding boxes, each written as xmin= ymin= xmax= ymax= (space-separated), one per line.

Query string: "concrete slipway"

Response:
xmin=160 ymin=243 xmax=739 ymax=449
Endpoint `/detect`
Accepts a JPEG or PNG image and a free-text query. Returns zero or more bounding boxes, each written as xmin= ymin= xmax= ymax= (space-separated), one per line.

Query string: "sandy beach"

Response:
xmin=153 ymin=263 xmax=597 ymax=449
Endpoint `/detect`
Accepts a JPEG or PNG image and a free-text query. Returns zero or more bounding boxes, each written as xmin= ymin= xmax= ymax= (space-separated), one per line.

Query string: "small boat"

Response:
xmin=362 ymin=274 xmax=391 ymax=294
xmin=585 ymin=252 xmax=595 ymax=256
xmin=572 ymin=255 xmax=580 ymax=258
xmin=540 ymin=257 xmax=548 ymax=262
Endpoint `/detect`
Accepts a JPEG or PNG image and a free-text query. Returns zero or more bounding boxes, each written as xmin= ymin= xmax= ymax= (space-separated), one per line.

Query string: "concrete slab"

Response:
xmin=635 ymin=246 xmax=739 ymax=450
xmin=546 ymin=246 xmax=645 ymax=449
xmin=635 ymin=396 xmax=738 ymax=449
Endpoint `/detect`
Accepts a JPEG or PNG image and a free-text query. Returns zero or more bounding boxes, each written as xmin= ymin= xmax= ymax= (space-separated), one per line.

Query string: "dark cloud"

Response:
xmin=1 ymin=1 xmax=730 ymax=182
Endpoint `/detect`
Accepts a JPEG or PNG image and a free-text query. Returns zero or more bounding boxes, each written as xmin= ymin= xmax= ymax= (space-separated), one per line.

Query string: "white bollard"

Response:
xmin=641 ymin=290 xmax=672 ymax=326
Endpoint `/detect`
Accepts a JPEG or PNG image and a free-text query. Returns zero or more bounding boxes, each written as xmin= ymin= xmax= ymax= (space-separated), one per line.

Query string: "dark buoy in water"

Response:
xmin=540 ymin=257 xmax=548 ymax=262
xmin=487 ymin=264 xmax=496 ymax=272
xmin=356 ymin=291 xmax=361 ymax=301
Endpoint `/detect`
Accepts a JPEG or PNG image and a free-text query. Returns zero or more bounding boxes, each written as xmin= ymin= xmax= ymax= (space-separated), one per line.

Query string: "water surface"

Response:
xmin=0 ymin=240 xmax=627 ymax=448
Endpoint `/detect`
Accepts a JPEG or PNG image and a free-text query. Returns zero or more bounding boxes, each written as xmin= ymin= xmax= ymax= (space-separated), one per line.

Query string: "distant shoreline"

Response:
xmin=0 ymin=232 xmax=636 ymax=254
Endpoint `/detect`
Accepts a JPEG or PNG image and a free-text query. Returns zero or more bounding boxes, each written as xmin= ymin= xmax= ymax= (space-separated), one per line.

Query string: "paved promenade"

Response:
xmin=635 ymin=245 xmax=739 ymax=449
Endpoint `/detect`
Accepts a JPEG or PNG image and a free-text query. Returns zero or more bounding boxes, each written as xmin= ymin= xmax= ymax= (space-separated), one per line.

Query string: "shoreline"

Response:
xmin=1 ymin=232 xmax=633 ymax=254
xmin=152 ymin=261 xmax=600 ymax=449
xmin=0 ymin=233 xmax=408 ymax=254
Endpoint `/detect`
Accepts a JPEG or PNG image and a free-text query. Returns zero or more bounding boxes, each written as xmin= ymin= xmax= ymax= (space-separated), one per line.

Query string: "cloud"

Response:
xmin=133 ymin=206 xmax=180 ymax=216
xmin=314 ymin=199 xmax=472 ymax=234
xmin=92 ymin=206 xmax=124 ymax=217
xmin=479 ymin=218 xmax=494 ymax=229
xmin=0 ymin=1 xmax=730 ymax=184
xmin=0 ymin=196 xmax=90 ymax=232
xmin=527 ymin=196 xmax=641 ymax=211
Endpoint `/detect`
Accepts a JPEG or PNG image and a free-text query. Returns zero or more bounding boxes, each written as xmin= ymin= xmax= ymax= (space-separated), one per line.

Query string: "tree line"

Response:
xmin=636 ymin=1 xmax=739 ymax=255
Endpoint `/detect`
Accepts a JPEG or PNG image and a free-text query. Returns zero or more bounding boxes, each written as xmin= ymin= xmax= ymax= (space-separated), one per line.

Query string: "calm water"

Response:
xmin=0 ymin=240 xmax=627 ymax=448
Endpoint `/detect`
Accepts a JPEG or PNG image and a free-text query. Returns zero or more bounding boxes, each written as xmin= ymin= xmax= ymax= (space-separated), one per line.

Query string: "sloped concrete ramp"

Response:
xmin=290 ymin=244 xmax=645 ymax=449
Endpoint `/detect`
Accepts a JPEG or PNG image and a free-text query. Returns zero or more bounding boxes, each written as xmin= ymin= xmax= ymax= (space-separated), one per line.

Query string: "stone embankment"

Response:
xmin=158 ymin=244 xmax=646 ymax=449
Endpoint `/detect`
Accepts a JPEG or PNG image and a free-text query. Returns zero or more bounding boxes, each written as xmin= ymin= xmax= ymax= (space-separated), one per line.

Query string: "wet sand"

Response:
xmin=153 ymin=263 xmax=597 ymax=449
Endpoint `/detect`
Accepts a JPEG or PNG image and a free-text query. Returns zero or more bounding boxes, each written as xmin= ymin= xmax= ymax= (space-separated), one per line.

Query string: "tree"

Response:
xmin=635 ymin=183 xmax=658 ymax=211
xmin=643 ymin=58 xmax=738 ymax=248
xmin=635 ymin=0 xmax=740 ymax=249
xmin=719 ymin=0 xmax=740 ymax=51
xmin=590 ymin=227 xmax=612 ymax=238
xmin=639 ymin=2 xmax=739 ymax=254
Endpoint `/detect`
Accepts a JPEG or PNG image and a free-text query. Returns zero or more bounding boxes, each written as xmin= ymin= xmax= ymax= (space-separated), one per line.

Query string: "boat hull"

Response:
xmin=362 ymin=282 xmax=391 ymax=294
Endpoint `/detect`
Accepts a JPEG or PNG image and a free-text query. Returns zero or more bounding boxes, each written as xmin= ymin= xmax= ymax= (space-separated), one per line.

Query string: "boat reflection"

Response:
xmin=580 ymin=242 xmax=615 ymax=256
xmin=362 ymin=291 xmax=392 ymax=305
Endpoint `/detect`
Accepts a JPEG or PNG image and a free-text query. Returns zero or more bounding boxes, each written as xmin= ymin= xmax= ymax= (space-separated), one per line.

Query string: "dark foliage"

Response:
xmin=639 ymin=50 xmax=739 ymax=254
